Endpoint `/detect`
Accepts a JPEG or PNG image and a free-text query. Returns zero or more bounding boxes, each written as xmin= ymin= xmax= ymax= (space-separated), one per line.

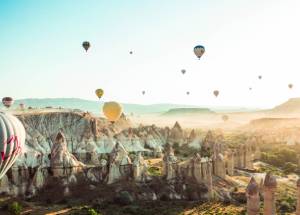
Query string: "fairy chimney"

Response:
xmin=263 ymin=172 xmax=277 ymax=215
xmin=296 ymin=179 xmax=300 ymax=215
xmin=246 ymin=177 xmax=260 ymax=215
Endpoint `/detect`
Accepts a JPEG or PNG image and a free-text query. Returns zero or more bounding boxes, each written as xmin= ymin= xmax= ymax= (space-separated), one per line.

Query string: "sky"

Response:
xmin=1 ymin=0 xmax=300 ymax=108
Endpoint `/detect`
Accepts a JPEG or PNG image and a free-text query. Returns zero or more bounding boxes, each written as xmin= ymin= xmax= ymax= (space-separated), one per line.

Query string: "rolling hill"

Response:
xmin=162 ymin=108 xmax=214 ymax=116
xmin=271 ymin=98 xmax=300 ymax=114
xmin=1 ymin=98 xmax=201 ymax=115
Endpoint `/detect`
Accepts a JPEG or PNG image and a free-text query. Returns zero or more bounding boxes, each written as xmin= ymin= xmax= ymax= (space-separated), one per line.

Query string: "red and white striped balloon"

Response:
xmin=2 ymin=97 xmax=14 ymax=108
xmin=0 ymin=112 xmax=26 ymax=179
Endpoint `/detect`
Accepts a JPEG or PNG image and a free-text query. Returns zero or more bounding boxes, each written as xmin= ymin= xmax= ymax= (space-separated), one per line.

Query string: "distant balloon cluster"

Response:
xmin=77 ymin=40 xmax=297 ymax=121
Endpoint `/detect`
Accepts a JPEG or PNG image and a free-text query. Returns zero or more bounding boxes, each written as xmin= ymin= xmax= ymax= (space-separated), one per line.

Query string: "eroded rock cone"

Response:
xmin=168 ymin=121 xmax=184 ymax=144
xmin=50 ymin=131 xmax=84 ymax=176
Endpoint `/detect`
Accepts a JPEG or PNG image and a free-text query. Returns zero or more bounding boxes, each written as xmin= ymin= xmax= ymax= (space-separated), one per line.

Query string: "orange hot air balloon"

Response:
xmin=213 ymin=90 xmax=219 ymax=97
xmin=102 ymin=101 xmax=122 ymax=122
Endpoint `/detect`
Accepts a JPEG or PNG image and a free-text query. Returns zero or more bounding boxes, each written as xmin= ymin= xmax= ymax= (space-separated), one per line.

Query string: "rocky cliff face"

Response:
xmin=0 ymin=111 xmax=169 ymax=197
xmin=13 ymin=111 xmax=167 ymax=168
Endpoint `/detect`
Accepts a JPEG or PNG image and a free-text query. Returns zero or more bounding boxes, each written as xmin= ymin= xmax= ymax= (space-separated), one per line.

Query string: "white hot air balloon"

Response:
xmin=0 ymin=112 xmax=26 ymax=179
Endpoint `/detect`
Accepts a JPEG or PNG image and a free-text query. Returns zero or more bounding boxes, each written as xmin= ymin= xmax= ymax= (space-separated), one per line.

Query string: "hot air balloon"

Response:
xmin=288 ymin=84 xmax=293 ymax=89
xmin=102 ymin=101 xmax=122 ymax=122
xmin=213 ymin=90 xmax=219 ymax=97
xmin=95 ymin=89 xmax=104 ymax=99
xmin=194 ymin=45 xmax=205 ymax=59
xmin=258 ymin=75 xmax=262 ymax=80
xmin=0 ymin=112 xmax=26 ymax=179
xmin=2 ymin=97 xmax=14 ymax=108
xmin=82 ymin=41 xmax=90 ymax=52
xmin=181 ymin=69 xmax=186 ymax=74
xmin=222 ymin=115 xmax=229 ymax=122
xmin=142 ymin=91 xmax=145 ymax=95
xmin=19 ymin=103 xmax=25 ymax=110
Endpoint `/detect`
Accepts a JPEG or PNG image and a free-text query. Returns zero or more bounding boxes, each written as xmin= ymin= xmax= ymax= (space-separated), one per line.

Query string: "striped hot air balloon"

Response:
xmin=2 ymin=97 xmax=14 ymax=108
xmin=194 ymin=45 xmax=205 ymax=59
xmin=0 ymin=112 xmax=26 ymax=179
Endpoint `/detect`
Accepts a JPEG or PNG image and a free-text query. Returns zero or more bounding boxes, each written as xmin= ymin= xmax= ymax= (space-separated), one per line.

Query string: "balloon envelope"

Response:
xmin=19 ymin=103 xmax=25 ymax=110
xmin=222 ymin=115 xmax=229 ymax=122
xmin=102 ymin=101 xmax=122 ymax=122
xmin=213 ymin=90 xmax=219 ymax=97
xmin=82 ymin=41 xmax=90 ymax=52
xmin=0 ymin=112 xmax=25 ymax=179
xmin=194 ymin=45 xmax=205 ymax=59
xmin=2 ymin=97 xmax=14 ymax=108
xmin=95 ymin=89 xmax=104 ymax=99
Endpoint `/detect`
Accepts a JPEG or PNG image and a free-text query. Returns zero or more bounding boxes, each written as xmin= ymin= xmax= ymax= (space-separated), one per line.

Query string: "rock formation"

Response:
xmin=214 ymin=153 xmax=226 ymax=179
xmin=188 ymin=129 xmax=197 ymax=142
xmin=168 ymin=121 xmax=184 ymax=145
xmin=107 ymin=142 xmax=132 ymax=184
xmin=246 ymin=177 xmax=260 ymax=215
xmin=15 ymin=112 xmax=167 ymax=168
xmin=162 ymin=144 xmax=178 ymax=180
xmin=50 ymin=131 xmax=84 ymax=176
xmin=225 ymin=150 xmax=234 ymax=176
xmin=263 ymin=172 xmax=277 ymax=215
xmin=297 ymin=179 xmax=300 ymax=215
xmin=133 ymin=152 xmax=148 ymax=182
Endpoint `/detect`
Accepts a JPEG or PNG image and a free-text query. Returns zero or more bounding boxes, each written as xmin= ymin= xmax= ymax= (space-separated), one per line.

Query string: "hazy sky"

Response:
xmin=1 ymin=0 xmax=300 ymax=108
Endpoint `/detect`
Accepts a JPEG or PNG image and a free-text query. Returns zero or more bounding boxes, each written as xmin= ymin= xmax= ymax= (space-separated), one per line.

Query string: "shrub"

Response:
xmin=114 ymin=191 xmax=134 ymax=205
xmin=88 ymin=208 xmax=99 ymax=215
xmin=148 ymin=166 xmax=162 ymax=176
xmin=282 ymin=162 xmax=298 ymax=174
xmin=8 ymin=201 xmax=22 ymax=215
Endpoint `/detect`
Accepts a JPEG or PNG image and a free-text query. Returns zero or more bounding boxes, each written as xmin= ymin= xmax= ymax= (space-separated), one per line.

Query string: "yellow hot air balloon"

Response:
xmin=95 ymin=89 xmax=104 ymax=99
xmin=102 ymin=101 xmax=122 ymax=122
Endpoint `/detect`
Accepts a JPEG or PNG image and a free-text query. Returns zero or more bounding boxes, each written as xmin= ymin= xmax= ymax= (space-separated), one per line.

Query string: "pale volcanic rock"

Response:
xmin=50 ymin=131 xmax=84 ymax=176
xmin=107 ymin=142 xmax=132 ymax=184
xmin=168 ymin=121 xmax=184 ymax=144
